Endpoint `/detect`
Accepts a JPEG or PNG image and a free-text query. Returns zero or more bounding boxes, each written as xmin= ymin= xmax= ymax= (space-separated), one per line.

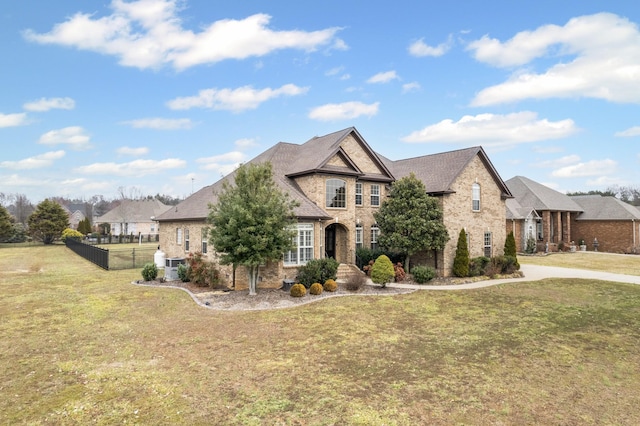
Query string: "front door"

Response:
xmin=325 ymin=224 xmax=336 ymax=259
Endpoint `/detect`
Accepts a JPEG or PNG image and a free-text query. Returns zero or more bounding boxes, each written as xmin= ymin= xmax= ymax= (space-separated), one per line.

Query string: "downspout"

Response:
xmin=633 ymin=219 xmax=636 ymax=251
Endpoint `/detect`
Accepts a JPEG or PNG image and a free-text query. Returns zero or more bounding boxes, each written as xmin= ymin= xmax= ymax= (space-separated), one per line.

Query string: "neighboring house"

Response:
xmin=156 ymin=127 xmax=512 ymax=290
xmin=570 ymin=195 xmax=640 ymax=253
xmin=506 ymin=176 xmax=640 ymax=254
xmin=97 ymin=199 xmax=171 ymax=236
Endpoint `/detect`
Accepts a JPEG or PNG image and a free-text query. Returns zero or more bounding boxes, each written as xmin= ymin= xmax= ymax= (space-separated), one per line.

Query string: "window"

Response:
xmin=185 ymin=228 xmax=190 ymax=251
xmin=371 ymin=184 xmax=380 ymax=206
xmin=472 ymin=183 xmax=481 ymax=211
xmin=202 ymin=228 xmax=208 ymax=254
xmin=284 ymin=223 xmax=314 ymax=266
xmin=355 ymin=182 xmax=363 ymax=206
xmin=536 ymin=221 xmax=543 ymax=240
xmin=484 ymin=231 xmax=492 ymax=257
xmin=371 ymin=224 xmax=380 ymax=250
xmin=326 ymin=179 xmax=346 ymax=208
xmin=176 ymin=228 xmax=183 ymax=244
xmin=355 ymin=224 xmax=363 ymax=249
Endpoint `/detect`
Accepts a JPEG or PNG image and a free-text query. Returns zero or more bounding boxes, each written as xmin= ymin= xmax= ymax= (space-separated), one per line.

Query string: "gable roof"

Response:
xmin=382 ymin=146 xmax=512 ymax=197
xmin=97 ymin=199 xmax=172 ymax=223
xmin=571 ymin=195 xmax=640 ymax=220
xmin=506 ymin=176 xmax=583 ymax=212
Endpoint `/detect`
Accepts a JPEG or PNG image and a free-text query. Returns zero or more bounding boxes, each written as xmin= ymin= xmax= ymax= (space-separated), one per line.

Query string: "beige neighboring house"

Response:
xmin=97 ymin=199 xmax=172 ymax=236
xmin=156 ymin=127 xmax=512 ymax=290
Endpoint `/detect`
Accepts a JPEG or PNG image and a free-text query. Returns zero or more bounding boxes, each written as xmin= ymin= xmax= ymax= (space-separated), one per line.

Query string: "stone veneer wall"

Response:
xmin=440 ymin=156 xmax=507 ymax=276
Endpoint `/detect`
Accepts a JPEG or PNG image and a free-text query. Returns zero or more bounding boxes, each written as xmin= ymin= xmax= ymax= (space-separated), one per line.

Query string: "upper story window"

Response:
xmin=326 ymin=179 xmax=346 ymax=208
xmin=176 ymin=228 xmax=183 ymax=244
xmin=472 ymin=183 xmax=481 ymax=211
xmin=371 ymin=184 xmax=380 ymax=207
xmin=355 ymin=182 xmax=363 ymax=206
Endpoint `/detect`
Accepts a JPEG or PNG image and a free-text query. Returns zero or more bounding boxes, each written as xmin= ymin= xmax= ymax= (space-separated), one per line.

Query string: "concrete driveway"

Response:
xmin=386 ymin=263 xmax=640 ymax=291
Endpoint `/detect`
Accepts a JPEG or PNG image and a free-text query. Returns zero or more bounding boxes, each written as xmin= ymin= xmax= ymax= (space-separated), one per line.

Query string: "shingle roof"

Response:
xmin=157 ymin=128 xmax=511 ymax=222
xmin=97 ymin=199 xmax=172 ymax=223
xmin=506 ymin=176 xmax=583 ymax=212
xmin=571 ymin=195 xmax=640 ymax=220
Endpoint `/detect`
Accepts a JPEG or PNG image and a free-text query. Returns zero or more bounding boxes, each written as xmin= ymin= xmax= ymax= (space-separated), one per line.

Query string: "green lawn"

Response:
xmin=520 ymin=251 xmax=640 ymax=276
xmin=1 ymin=246 xmax=640 ymax=425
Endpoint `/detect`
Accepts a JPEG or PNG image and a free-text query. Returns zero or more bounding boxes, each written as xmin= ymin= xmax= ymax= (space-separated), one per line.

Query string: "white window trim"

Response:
xmin=326 ymin=178 xmax=347 ymax=209
xmin=355 ymin=182 xmax=363 ymax=206
xmin=472 ymin=183 xmax=481 ymax=212
xmin=371 ymin=184 xmax=380 ymax=207
xmin=284 ymin=223 xmax=314 ymax=266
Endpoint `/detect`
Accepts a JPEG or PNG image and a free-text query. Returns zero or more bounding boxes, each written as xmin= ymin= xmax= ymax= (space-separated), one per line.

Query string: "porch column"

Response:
xmin=542 ymin=211 xmax=551 ymax=244
xmin=556 ymin=211 xmax=562 ymax=243
xmin=564 ymin=212 xmax=571 ymax=243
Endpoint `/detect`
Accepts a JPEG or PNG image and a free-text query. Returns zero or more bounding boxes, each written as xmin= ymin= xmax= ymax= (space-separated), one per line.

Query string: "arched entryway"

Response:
xmin=324 ymin=223 xmax=349 ymax=264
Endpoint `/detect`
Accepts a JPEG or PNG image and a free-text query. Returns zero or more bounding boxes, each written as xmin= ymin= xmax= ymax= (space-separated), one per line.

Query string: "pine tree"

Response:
xmin=28 ymin=199 xmax=69 ymax=244
xmin=453 ymin=229 xmax=470 ymax=277
xmin=504 ymin=231 xmax=520 ymax=269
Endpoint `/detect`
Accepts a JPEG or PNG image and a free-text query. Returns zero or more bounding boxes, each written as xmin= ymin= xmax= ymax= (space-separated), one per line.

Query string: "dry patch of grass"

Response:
xmin=2 ymin=246 xmax=640 ymax=424
xmin=520 ymin=251 xmax=640 ymax=276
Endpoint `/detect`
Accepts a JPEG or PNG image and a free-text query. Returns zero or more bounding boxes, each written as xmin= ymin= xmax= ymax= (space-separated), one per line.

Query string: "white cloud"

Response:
xmin=367 ymin=71 xmax=399 ymax=84
xmin=196 ymin=151 xmax=246 ymax=171
xmin=615 ymin=126 xmax=640 ymax=137
xmin=117 ymin=146 xmax=149 ymax=156
xmin=166 ymin=84 xmax=308 ymax=112
xmin=308 ymin=101 xmax=379 ymax=121
xmin=234 ymin=138 xmax=258 ymax=149
xmin=0 ymin=112 xmax=28 ymax=128
xmin=23 ymin=97 xmax=75 ymax=112
xmin=23 ymin=1 xmax=343 ymax=71
xmin=121 ymin=117 xmax=193 ymax=129
xmin=534 ymin=154 xmax=581 ymax=168
xmin=326 ymin=66 xmax=350 ymax=80
xmin=402 ymin=82 xmax=421 ymax=93
xmin=0 ymin=150 xmax=65 ymax=170
xmin=551 ymin=159 xmax=617 ymax=178
xmin=468 ymin=13 xmax=640 ymax=106
xmin=38 ymin=126 xmax=91 ymax=149
xmin=408 ymin=35 xmax=453 ymax=57
xmin=75 ymin=158 xmax=186 ymax=177
xmin=402 ymin=111 xmax=578 ymax=146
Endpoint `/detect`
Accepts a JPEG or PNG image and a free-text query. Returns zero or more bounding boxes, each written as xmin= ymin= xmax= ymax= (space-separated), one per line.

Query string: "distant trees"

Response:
xmin=567 ymin=185 xmax=640 ymax=206
xmin=77 ymin=217 xmax=92 ymax=234
xmin=28 ymin=199 xmax=69 ymax=244
xmin=0 ymin=205 xmax=13 ymax=242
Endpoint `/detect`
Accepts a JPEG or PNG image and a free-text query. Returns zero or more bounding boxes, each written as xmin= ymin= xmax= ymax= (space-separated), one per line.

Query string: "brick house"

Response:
xmin=506 ymin=176 xmax=640 ymax=254
xmin=97 ymin=199 xmax=171 ymax=237
xmin=156 ymin=127 xmax=512 ymax=289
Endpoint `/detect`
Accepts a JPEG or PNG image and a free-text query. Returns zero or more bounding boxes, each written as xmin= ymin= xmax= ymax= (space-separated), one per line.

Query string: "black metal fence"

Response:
xmin=65 ymin=238 xmax=157 ymax=270
xmin=66 ymin=238 xmax=109 ymax=269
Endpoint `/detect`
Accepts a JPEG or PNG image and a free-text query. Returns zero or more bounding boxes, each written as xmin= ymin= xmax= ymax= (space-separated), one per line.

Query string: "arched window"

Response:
xmin=326 ymin=179 xmax=346 ymax=208
xmin=472 ymin=183 xmax=481 ymax=211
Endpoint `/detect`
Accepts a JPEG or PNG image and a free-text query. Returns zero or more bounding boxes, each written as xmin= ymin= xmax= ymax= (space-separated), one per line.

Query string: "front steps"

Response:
xmin=336 ymin=263 xmax=365 ymax=282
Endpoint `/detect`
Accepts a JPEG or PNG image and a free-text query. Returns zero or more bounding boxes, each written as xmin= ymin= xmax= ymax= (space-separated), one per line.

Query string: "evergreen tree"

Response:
xmin=0 ymin=205 xmax=13 ymax=242
xmin=374 ymin=173 xmax=449 ymax=270
xmin=453 ymin=229 xmax=470 ymax=277
xmin=207 ymin=162 xmax=298 ymax=295
xmin=77 ymin=217 xmax=92 ymax=234
xmin=504 ymin=231 xmax=520 ymax=269
xmin=27 ymin=199 xmax=69 ymax=244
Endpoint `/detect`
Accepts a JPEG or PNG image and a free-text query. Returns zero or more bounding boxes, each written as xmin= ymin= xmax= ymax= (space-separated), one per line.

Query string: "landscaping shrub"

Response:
xmin=356 ymin=247 xmax=405 ymax=270
xmin=141 ymin=263 xmax=158 ymax=281
xmin=345 ymin=273 xmax=366 ymax=291
xmin=61 ymin=228 xmax=83 ymax=242
xmin=371 ymin=254 xmax=395 ymax=288
xmin=452 ymin=229 xmax=469 ymax=277
xmin=177 ymin=263 xmax=189 ymax=282
xmin=525 ymin=237 xmax=537 ymax=254
xmin=185 ymin=252 xmax=220 ymax=288
xmin=411 ymin=265 xmax=436 ymax=284
xmin=394 ymin=262 xmax=406 ymax=282
xmin=296 ymin=258 xmax=338 ymax=288
xmin=309 ymin=283 xmax=323 ymax=295
xmin=493 ymin=255 xmax=519 ymax=274
xmin=290 ymin=283 xmax=306 ymax=297
xmin=469 ymin=256 xmax=491 ymax=277
xmin=323 ymin=279 xmax=338 ymax=292
xmin=504 ymin=231 xmax=520 ymax=269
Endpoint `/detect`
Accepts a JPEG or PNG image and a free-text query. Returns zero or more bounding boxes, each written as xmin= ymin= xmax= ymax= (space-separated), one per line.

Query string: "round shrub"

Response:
xmin=177 ymin=263 xmax=189 ymax=282
xmin=61 ymin=228 xmax=83 ymax=242
xmin=290 ymin=283 xmax=306 ymax=297
xmin=411 ymin=265 xmax=436 ymax=284
xmin=371 ymin=254 xmax=395 ymax=287
xmin=141 ymin=262 xmax=158 ymax=281
xmin=309 ymin=283 xmax=323 ymax=295
xmin=323 ymin=279 xmax=338 ymax=292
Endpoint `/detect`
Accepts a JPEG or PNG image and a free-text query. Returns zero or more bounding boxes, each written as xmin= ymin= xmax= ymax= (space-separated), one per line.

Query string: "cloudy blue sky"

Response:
xmin=2 ymin=0 xmax=639 ymax=203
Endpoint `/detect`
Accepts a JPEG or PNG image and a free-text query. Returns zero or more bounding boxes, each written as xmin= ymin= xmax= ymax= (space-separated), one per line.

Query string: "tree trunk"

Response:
xmin=404 ymin=254 xmax=411 ymax=273
xmin=247 ymin=264 xmax=260 ymax=296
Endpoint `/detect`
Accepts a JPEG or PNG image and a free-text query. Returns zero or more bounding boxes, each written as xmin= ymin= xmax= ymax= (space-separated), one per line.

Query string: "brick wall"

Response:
xmin=572 ymin=219 xmax=640 ymax=254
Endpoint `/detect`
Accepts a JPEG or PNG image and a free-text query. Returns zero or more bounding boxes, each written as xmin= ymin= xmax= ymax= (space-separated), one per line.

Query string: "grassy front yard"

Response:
xmin=1 ymin=246 xmax=640 ymax=424
xmin=519 ymin=251 xmax=640 ymax=276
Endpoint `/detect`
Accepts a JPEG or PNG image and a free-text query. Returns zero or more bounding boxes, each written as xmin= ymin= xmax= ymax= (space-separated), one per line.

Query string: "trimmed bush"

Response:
xmin=469 ymin=256 xmax=491 ymax=277
xmin=296 ymin=258 xmax=339 ymax=288
xmin=61 ymin=228 xmax=83 ymax=242
xmin=394 ymin=262 xmax=406 ymax=282
xmin=309 ymin=283 xmax=323 ymax=295
xmin=345 ymin=273 xmax=366 ymax=291
xmin=453 ymin=229 xmax=469 ymax=277
xmin=371 ymin=254 xmax=395 ymax=288
xmin=411 ymin=265 xmax=436 ymax=284
xmin=290 ymin=283 xmax=306 ymax=297
xmin=141 ymin=263 xmax=158 ymax=281
xmin=185 ymin=252 xmax=220 ymax=288
xmin=177 ymin=263 xmax=189 ymax=282
xmin=356 ymin=247 xmax=405 ymax=270
xmin=323 ymin=279 xmax=338 ymax=292
xmin=492 ymin=255 xmax=520 ymax=274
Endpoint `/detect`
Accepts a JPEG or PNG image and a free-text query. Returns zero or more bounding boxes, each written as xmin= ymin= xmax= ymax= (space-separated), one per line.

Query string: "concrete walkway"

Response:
xmin=384 ymin=264 xmax=640 ymax=291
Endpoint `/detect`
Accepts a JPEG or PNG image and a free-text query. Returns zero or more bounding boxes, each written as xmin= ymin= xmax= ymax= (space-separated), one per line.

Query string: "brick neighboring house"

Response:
xmin=97 ymin=199 xmax=171 ymax=237
xmin=506 ymin=176 xmax=640 ymax=254
xmin=156 ymin=127 xmax=512 ymax=290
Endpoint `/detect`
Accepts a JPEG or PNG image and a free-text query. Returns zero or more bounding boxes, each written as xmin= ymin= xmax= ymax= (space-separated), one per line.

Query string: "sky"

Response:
xmin=2 ymin=0 xmax=640 ymax=203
